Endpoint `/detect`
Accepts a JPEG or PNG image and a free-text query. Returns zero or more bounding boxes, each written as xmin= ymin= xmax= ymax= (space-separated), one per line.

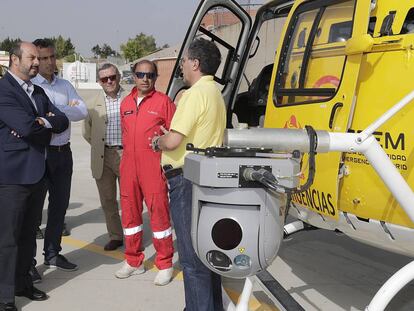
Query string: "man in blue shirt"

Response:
xmin=31 ymin=39 xmax=88 ymax=280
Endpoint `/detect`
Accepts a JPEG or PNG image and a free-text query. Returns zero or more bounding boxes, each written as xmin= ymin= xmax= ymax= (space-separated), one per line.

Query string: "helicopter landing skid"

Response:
xmin=225 ymin=272 xmax=304 ymax=311
xmin=366 ymin=260 xmax=414 ymax=310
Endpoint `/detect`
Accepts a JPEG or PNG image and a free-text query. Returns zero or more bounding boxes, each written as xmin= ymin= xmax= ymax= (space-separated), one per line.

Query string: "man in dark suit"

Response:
xmin=0 ymin=41 xmax=69 ymax=311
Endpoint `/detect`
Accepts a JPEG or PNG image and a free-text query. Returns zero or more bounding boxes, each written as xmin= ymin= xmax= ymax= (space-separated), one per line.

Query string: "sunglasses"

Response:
xmin=135 ymin=72 xmax=157 ymax=80
xmin=99 ymin=74 xmax=117 ymax=83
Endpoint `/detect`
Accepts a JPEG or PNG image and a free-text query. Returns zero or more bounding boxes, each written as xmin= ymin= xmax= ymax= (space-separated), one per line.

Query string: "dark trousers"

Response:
xmin=0 ymin=179 xmax=46 ymax=303
xmin=42 ymin=147 xmax=73 ymax=261
xmin=167 ymin=174 xmax=223 ymax=311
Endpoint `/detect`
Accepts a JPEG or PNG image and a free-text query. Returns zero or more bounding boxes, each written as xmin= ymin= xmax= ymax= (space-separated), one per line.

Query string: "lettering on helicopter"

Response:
xmin=348 ymin=129 xmax=405 ymax=151
xmin=283 ymin=115 xmax=337 ymax=218
xmin=347 ymin=129 xmax=408 ymax=171
xmin=291 ymin=188 xmax=336 ymax=217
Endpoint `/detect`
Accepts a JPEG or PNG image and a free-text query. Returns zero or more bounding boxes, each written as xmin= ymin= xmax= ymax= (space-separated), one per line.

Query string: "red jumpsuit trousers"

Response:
xmin=120 ymin=88 xmax=175 ymax=269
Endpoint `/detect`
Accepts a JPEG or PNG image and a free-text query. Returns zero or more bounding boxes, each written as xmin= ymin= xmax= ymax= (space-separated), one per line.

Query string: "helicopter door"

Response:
xmin=167 ymin=0 xmax=252 ymax=107
xmin=266 ymin=0 xmax=371 ymax=220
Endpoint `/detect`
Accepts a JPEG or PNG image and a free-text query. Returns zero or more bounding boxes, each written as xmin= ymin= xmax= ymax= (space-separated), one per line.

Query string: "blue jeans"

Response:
xmin=167 ymin=174 xmax=223 ymax=311
xmin=43 ymin=148 xmax=73 ymax=261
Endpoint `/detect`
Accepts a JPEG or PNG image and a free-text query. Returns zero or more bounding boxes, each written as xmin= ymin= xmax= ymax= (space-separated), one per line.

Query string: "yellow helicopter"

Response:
xmin=167 ymin=0 xmax=414 ymax=309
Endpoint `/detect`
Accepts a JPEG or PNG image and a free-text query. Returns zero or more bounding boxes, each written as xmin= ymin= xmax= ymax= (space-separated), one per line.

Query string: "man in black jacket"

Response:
xmin=0 ymin=41 xmax=69 ymax=311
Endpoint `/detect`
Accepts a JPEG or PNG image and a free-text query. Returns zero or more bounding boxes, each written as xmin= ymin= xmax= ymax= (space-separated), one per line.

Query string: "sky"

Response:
xmin=0 ymin=0 xmax=263 ymax=57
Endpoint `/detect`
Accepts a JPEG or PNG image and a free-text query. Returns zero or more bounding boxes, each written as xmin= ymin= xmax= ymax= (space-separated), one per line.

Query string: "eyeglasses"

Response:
xmin=99 ymin=74 xmax=117 ymax=83
xmin=179 ymin=57 xmax=198 ymax=67
xmin=135 ymin=72 xmax=157 ymax=80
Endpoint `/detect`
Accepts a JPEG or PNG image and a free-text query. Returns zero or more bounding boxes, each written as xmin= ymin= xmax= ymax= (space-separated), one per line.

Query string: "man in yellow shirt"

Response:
xmin=153 ymin=38 xmax=226 ymax=311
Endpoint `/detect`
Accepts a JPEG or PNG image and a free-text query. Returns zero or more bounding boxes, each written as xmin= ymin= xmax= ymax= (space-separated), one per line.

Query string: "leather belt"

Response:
xmin=48 ymin=142 xmax=71 ymax=152
xmin=162 ymin=165 xmax=183 ymax=180
xmin=105 ymin=145 xmax=123 ymax=150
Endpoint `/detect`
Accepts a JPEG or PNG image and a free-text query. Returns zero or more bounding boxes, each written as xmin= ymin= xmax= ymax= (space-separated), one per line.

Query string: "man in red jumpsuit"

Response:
xmin=115 ymin=60 xmax=175 ymax=286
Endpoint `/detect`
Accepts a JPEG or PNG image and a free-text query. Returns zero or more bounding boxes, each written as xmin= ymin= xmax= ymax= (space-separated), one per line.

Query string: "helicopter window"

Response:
xmin=197 ymin=6 xmax=244 ymax=87
xmin=232 ymin=8 xmax=288 ymax=127
xmin=297 ymin=28 xmax=307 ymax=48
xmin=329 ymin=21 xmax=352 ymax=43
xmin=171 ymin=5 xmax=245 ymax=98
xmin=274 ymin=0 xmax=356 ymax=107
xmin=379 ymin=11 xmax=396 ymax=36
xmin=401 ymin=8 xmax=414 ymax=34
xmin=368 ymin=16 xmax=377 ymax=36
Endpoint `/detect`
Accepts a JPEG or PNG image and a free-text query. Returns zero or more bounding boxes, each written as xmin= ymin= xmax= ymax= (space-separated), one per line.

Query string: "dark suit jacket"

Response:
xmin=0 ymin=72 xmax=69 ymax=184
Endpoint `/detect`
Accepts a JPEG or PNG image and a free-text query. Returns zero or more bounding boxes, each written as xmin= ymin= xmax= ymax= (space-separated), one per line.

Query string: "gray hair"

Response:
xmin=98 ymin=63 xmax=120 ymax=77
xmin=187 ymin=38 xmax=221 ymax=75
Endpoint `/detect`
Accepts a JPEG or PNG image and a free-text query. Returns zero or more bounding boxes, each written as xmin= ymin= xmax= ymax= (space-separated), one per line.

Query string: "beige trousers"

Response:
xmin=95 ymin=148 xmax=123 ymax=241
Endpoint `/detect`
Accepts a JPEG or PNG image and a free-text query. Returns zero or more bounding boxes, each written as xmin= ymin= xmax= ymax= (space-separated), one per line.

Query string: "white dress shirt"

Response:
xmin=32 ymin=74 xmax=88 ymax=146
xmin=8 ymin=71 xmax=51 ymax=128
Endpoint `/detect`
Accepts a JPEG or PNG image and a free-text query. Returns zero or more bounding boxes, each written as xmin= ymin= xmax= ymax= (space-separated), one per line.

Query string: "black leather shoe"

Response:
xmin=0 ymin=302 xmax=17 ymax=311
xmin=16 ymin=286 xmax=48 ymax=301
xmin=104 ymin=240 xmax=123 ymax=251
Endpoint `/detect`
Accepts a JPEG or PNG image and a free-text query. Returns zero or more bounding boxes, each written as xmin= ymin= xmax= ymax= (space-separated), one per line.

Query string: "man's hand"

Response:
xmin=159 ymin=125 xmax=169 ymax=135
xmin=36 ymin=117 xmax=45 ymax=126
xmin=69 ymin=100 xmax=79 ymax=107
xmin=150 ymin=135 xmax=161 ymax=152
xmin=149 ymin=126 xmax=169 ymax=151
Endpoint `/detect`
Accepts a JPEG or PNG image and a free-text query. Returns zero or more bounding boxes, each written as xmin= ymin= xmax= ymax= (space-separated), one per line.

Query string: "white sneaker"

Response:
xmin=154 ymin=267 xmax=173 ymax=286
xmin=115 ymin=261 xmax=145 ymax=279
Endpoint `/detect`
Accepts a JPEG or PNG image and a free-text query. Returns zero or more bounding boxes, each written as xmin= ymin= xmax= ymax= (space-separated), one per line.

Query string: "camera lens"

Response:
xmin=234 ymin=254 xmax=251 ymax=269
xmin=211 ymin=218 xmax=242 ymax=250
xmin=206 ymin=250 xmax=232 ymax=272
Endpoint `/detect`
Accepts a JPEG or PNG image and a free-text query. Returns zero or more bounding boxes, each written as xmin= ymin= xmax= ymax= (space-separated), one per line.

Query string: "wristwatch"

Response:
xmin=152 ymin=135 xmax=161 ymax=152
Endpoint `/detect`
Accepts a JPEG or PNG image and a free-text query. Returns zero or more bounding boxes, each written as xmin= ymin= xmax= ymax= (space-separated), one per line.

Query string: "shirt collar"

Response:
xmin=9 ymin=71 xmax=35 ymax=95
xmin=8 ymin=71 xmax=28 ymax=87
xmin=105 ymin=89 xmax=121 ymax=101
xmin=193 ymin=75 xmax=214 ymax=87
xmin=32 ymin=73 xmax=56 ymax=85
xmin=132 ymin=87 xmax=156 ymax=99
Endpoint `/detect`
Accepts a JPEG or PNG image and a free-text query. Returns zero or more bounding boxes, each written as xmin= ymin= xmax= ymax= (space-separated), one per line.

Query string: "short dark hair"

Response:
xmin=131 ymin=59 xmax=158 ymax=76
xmin=32 ymin=38 xmax=55 ymax=49
xmin=9 ymin=41 xmax=23 ymax=67
xmin=187 ymin=38 xmax=221 ymax=76
xmin=98 ymin=63 xmax=120 ymax=77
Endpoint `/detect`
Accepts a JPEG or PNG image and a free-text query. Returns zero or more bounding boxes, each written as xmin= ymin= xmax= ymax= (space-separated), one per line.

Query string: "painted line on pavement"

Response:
xmin=62 ymin=236 xmax=184 ymax=279
xmin=62 ymin=236 xmax=279 ymax=311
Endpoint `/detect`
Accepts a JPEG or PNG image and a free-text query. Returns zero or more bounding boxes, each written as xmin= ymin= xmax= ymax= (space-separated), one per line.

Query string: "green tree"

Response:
xmin=0 ymin=36 xmax=76 ymax=59
xmin=51 ymin=36 xmax=75 ymax=58
xmin=92 ymin=43 xmax=118 ymax=59
xmin=120 ymin=33 xmax=157 ymax=62
xmin=101 ymin=44 xmax=117 ymax=58
xmin=0 ymin=37 xmax=22 ymax=52
xmin=64 ymin=54 xmax=77 ymax=62
xmin=91 ymin=44 xmax=101 ymax=57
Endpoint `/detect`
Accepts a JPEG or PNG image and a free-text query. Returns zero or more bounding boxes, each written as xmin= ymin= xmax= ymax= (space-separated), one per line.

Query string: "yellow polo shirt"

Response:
xmin=161 ymin=75 xmax=226 ymax=168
